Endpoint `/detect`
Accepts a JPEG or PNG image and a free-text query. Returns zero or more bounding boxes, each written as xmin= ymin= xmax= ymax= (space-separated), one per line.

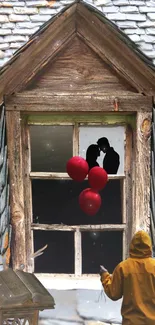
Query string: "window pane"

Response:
xmin=79 ymin=126 xmax=125 ymax=175
xmin=30 ymin=125 xmax=73 ymax=172
xmin=34 ymin=231 xmax=74 ymax=273
xmin=82 ymin=231 xmax=122 ymax=274
xmin=32 ymin=179 xmax=122 ymax=225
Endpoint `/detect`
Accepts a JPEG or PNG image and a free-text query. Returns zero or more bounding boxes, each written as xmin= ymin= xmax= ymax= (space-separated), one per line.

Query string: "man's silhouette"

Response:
xmin=97 ymin=137 xmax=120 ymax=174
xmin=86 ymin=144 xmax=100 ymax=170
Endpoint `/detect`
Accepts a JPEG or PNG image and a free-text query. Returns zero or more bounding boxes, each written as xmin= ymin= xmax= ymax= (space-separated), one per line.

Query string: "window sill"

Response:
xmin=35 ymin=273 xmax=102 ymax=290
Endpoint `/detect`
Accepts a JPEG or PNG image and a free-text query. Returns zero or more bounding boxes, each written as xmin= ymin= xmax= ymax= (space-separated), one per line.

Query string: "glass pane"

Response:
xmin=32 ymin=179 xmax=122 ymax=225
xmin=30 ymin=125 xmax=73 ymax=172
xmin=34 ymin=231 xmax=74 ymax=273
xmin=82 ymin=231 xmax=122 ymax=274
xmin=79 ymin=126 xmax=125 ymax=175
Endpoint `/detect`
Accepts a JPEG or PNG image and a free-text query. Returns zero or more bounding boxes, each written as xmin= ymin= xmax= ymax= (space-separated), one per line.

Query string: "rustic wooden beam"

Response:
xmin=0 ymin=4 xmax=77 ymax=98
xmin=133 ymin=111 xmax=152 ymax=234
xmin=30 ymin=172 xmax=125 ymax=180
xmin=124 ymin=125 xmax=133 ymax=255
xmin=76 ymin=4 xmax=155 ymax=95
xmin=21 ymin=119 xmax=34 ymax=272
xmin=5 ymin=93 xmax=152 ymax=112
xmin=32 ymin=311 xmax=39 ymax=325
xmin=31 ymin=223 xmax=126 ymax=231
xmin=5 ymin=111 xmax=26 ymax=270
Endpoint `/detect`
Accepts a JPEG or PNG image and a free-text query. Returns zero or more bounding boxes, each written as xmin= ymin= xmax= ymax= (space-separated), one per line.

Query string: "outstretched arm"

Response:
xmin=100 ymin=264 xmax=123 ymax=301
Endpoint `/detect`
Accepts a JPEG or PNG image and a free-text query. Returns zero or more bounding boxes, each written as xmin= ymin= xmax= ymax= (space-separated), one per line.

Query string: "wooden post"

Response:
xmin=6 ymin=111 xmax=26 ymax=270
xmin=124 ymin=125 xmax=133 ymax=255
xmin=134 ymin=112 xmax=152 ymax=234
xmin=32 ymin=310 xmax=39 ymax=325
xmin=21 ymin=119 xmax=34 ymax=272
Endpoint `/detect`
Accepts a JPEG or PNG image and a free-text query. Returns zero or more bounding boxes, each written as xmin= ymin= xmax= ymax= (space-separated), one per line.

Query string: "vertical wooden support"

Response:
xmin=6 ymin=111 xmax=26 ymax=270
xmin=0 ymin=104 xmax=12 ymax=270
xmin=125 ymin=125 xmax=133 ymax=254
xmin=134 ymin=112 xmax=152 ymax=234
xmin=73 ymin=123 xmax=79 ymax=156
xmin=74 ymin=229 xmax=82 ymax=276
xmin=150 ymin=106 xmax=155 ymax=251
xmin=32 ymin=310 xmax=39 ymax=325
xmin=21 ymin=119 xmax=34 ymax=272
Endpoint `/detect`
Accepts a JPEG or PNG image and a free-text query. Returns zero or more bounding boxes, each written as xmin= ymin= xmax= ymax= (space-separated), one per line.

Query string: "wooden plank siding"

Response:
xmin=5 ymin=93 xmax=152 ymax=113
xmin=150 ymin=105 xmax=155 ymax=252
xmin=25 ymin=37 xmax=136 ymax=95
xmin=21 ymin=118 xmax=34 ymax=272
xmin=76 ymin=3 xmax=155 ymax=95
xmin=134 ymin=112 xmax=152 ymax=233
xmin=5 ymin=111 xmax=26 ymax=270
xmin=0 ymin=3 xmax=155 ymax=97
xmin=4 ymin=35 xmax=153 ymax=113
xmin=0 ymin=4 xmax=77 ymax=98
xmin=0 ymin=104 xmax=11 ymax=270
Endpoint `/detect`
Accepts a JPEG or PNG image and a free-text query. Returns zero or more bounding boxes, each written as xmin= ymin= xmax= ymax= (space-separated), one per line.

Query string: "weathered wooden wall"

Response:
xmin=150 ymin=105 xmax=155 ymax=254
xmin=0 ymin=104 xmax=11 ymax=270
xmin=5 ymin=111 xmax=26 ymax=271
xmin=134 ymin=112 xmax=151 ymax=234
xmin=26 ymin=37 xmax=136 ymax=95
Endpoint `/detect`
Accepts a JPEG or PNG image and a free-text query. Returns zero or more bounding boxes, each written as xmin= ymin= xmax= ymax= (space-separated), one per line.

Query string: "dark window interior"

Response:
xmin=32 ymin=179 xmax=122 ymax=225
xmin=34 ymin=231 xmax=74 ymax=273
xmin=33 ymin=230 xmax=122 ymax=274
xmin=30 ymin=125 xmax=73 ymax=172
xmin=82 ymin=231 xmax=122 ymax=274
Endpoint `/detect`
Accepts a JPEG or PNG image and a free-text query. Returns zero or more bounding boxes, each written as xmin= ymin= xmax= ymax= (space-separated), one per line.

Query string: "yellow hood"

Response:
xmin=129 ymin=230 xmax=152 ymax=258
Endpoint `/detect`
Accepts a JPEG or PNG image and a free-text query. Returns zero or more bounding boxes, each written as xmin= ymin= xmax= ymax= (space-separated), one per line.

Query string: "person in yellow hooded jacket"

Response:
xmin=100 ymin=230 xmax=155 ymax=325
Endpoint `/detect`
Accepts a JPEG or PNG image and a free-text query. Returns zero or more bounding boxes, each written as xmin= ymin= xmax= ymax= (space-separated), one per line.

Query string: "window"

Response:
xmin=25 ymin=117 xmax=130 ymax=278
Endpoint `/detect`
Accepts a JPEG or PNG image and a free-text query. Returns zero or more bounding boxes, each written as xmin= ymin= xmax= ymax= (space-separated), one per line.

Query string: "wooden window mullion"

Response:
xmin=31 ymin=224 xmax=126 ymax=231
xmin=73 ymin=123 xmax=79 ymax=156
xmin=30 ymin=173 xmax=125 ymax=181
xmin=74 ymin=229 xmax=82 ymax=276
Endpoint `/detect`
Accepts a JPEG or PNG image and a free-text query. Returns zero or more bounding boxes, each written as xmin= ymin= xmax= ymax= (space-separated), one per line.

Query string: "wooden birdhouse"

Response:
xmin=0 ymin=268 xmax=55 ymax=324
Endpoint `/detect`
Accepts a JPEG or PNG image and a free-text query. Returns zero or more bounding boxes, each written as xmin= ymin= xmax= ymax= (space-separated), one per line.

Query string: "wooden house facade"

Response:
xmin=0 ymin=0 xmax=155 ymax=283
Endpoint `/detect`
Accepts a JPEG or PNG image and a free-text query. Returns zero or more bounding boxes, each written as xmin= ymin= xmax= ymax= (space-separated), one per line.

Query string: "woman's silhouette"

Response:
xmin=86 ymin=144 xmax=100 ymax=170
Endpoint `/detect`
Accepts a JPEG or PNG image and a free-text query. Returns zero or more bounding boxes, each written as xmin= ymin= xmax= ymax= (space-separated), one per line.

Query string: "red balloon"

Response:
xmin=88 ymin=167 xmax=108 ymax=191
xmin=66 ymin=156 xmax=89 ymax=182
xmin=79 ymin=188 xmax=101 ymax=216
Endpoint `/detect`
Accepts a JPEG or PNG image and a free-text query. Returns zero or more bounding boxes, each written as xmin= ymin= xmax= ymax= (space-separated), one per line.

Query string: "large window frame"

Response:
xmin=20 ymin=114 xmax=134 ymax=281
xmin=5 ymin=91 xmax=152 ymax=289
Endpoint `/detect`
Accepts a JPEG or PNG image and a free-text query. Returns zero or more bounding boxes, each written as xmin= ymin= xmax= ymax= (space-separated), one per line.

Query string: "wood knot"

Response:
xmin=12 ymin=211 xmax=24 ymax=223
xmin=141 ymin=118 xmax=151 ymax=138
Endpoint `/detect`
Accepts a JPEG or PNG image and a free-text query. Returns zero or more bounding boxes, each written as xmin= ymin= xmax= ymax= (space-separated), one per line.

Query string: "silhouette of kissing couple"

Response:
xmin=86 ymin=137 xmax=120 ymax=175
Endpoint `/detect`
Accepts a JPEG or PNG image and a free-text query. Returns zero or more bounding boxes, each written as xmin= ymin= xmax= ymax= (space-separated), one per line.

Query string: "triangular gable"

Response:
xmin=0 ymin=0 xmax=155 ymax=99
xmin=26 ymin=37 xmax=136 ymax=94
